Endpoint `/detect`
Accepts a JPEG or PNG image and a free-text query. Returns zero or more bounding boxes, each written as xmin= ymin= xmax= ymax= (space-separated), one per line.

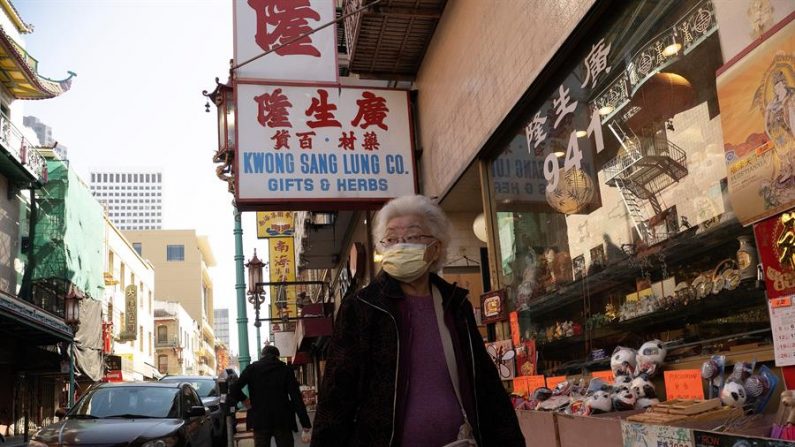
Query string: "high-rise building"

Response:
xmin=24 ymin=115 xmax=68 ymax=160
xmin=90 ymin=169 xmax=163 ymax=230
xmin=214 ymin=308 xmax=230 ymax=348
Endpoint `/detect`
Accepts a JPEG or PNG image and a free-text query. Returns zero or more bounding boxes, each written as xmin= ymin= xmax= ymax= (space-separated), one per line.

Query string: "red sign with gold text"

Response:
xmin=755 ymin=211 xmax=795 ymax=299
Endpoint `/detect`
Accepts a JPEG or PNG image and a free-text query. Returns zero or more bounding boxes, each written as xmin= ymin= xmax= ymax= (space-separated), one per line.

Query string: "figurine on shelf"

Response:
xmin=635 ymin=339 xmax=667 ymax=378
xmin=605 ymin=302 xmax=619 ymax=321
xmin=611 ymin=346 xmax=637 ymax=377
xmin=554 ymin=322 xmax=564 ymax=340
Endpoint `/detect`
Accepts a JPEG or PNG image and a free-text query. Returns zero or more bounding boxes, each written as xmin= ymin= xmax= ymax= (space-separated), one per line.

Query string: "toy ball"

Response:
xmin=730 ymin=362 xmax=753 ymax=382
xmin=743 ymin=374 xmax=770 ymax=398
xmin=612 ymin=388 xmax=637 ymax=411
xmin=636 ymin=397 xmax=660 ymax=409
xmin=701 ymin=359 xmax=719 ymax=379
xmin=720 ymin=381 xmax=747 ymax=408
xmin=532 ymin=387 xmax=553 ymax=401
xmin=553 ymin=380 xmax=572 ymax=396
xmin=586 ymin=390 xmax=613 ymax=413
xmin=611 ymin=346 xmax=637 ymax=377
xmin=631 ymin=376 xmax=657 ymax=399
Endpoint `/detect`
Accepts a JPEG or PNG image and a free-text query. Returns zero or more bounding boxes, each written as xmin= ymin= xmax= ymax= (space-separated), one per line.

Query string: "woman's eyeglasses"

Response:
xmin=379 ymin=234 xmax=435 ymax=248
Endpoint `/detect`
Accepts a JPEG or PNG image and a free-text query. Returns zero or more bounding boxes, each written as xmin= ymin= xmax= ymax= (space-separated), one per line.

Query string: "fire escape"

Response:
xmin=603 ymin=124 xmax=688 ymax=245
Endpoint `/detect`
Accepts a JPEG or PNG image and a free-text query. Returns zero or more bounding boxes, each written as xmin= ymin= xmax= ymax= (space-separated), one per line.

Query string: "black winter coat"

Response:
xmin=311 ymin=272 xmax=524 ymax=447
xmin=231 ymin=356 xmax=311 ymax=433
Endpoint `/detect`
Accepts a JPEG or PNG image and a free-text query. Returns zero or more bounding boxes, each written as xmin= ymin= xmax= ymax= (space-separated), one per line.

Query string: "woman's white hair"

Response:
xmin=373 ymin=194 xmax=452 ymax=272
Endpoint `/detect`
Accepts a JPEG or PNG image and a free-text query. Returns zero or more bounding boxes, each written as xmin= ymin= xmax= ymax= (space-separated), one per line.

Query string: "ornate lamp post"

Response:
xmin=63 ymin=291 xmax=81 ymax=407
xmin=246 ymin=250 xmax=267 ymax=357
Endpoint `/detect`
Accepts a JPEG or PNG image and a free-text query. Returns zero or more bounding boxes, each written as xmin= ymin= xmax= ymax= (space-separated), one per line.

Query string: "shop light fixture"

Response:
xmin=598 ymin=105 xmax=614 ymax=116
xmin=662 ymin=32 xmax=682 ymax=57
xmin=576 ymin=130 xmax=588 ymax=138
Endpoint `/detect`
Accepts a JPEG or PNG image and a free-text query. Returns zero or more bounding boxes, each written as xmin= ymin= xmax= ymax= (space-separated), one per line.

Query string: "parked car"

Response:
xmin=159 ymin=376 xmax=225 ymax=447
xmin=30 ymin=382 xmax=212 ymax=447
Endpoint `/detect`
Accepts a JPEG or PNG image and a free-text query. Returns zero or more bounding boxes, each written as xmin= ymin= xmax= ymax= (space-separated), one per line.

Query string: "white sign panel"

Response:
xmin=234 ymin=0 xmax=338 ymax=83
xmin=236 ymin=82 xmax=415 ymax=207
xmin=769 ymin=296 xmax=795 ymax=367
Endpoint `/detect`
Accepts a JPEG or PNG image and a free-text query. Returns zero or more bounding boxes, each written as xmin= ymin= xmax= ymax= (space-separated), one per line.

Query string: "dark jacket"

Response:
xmin=311 ymin=272 xmax=524 ymax=447
xmin=231 ymin=356 xmax=311 ymax=433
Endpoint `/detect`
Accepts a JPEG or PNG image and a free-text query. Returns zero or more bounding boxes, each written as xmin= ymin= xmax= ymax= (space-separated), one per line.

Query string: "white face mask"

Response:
xmin=380 ymin=242 xmax=436 ymax=283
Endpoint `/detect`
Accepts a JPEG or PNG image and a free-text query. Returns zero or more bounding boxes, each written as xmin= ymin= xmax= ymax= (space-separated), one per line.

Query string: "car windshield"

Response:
xmin=161 ymin=378 xmax=216 ymax=398
xmin=70 ymin=386 xmax=179 ymax=418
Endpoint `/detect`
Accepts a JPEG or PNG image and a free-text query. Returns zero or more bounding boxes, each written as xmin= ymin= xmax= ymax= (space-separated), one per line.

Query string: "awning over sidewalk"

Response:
xmin=0 ymin=289 xmax=72 ymax=345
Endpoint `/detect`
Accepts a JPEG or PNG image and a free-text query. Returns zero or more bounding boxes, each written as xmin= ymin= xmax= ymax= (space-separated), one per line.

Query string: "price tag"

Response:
xmin=513 ymin=376 xmax=529 ymax=396
xmin=771 ymin=296 xmax=793 ymax=308
xmin=591 ymin=370 xmax=614 ymax=383
xmin=663 ymin=369 xmax=704 ymax=400
xmin=546 ymin=375 xmax=567 ymax=390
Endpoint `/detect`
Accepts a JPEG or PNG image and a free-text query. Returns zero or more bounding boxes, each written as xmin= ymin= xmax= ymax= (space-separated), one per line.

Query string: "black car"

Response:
xmin=30 ymin=382 xmax=212 ymax=447
xmin=159 ymin=376 xmax=225 ymax=447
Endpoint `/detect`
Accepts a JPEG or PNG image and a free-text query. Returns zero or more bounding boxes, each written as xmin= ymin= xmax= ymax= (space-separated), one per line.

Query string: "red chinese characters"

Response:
xmin=338 ymin=131 xmax=356 ymax=151
xmin=305 ymin=89 xmax=341 ymax=128
xmin=362 ymin=131 xmax=380 ymax=151
xmin=351 ymin=91 xmax=389 ymax=130
xmin=255 ymin=88 xmax=292 ymax=128
xmin=272 ymin=130 xmax=291 ymax=150
xmin=248 ymin=0 xmax=321 ymax=57
xmin=296 ymin=131 xmax=316 ymax=150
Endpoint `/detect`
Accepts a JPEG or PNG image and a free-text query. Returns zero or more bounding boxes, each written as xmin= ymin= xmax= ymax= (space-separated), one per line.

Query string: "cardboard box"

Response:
xmin=516 ymin=410 xmax=559 ymax=447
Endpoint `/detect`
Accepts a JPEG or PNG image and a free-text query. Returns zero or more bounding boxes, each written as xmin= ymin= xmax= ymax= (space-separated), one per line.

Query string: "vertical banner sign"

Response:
xmin=256 ymin=211 xmax=295 ymax=238
xmin=269 ymin=237 xmax=296 ymax=328
xmin=121 ymin=285 xmax=137 ymax=341
xmin=716 ymin=14 xmax=795 ymax=226
xmin=234 ymin=0 xmax=338 ymax=83
xmin=509 ymin=311 xmax=520 ymax=346
xmin=755 ymin=212 xmax=795 ymax=298
xmin=235 ymin=83 xmax=415 ymax=208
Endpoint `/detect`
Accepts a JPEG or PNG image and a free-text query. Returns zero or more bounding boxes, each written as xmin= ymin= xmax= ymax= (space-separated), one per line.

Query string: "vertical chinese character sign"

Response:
xmin=235 ymin=0 xmax=338 ymax=83
xmin=236 ymin=84 xmax=415 ymax=207
xmin=256 ymin=211 xmax=295 ymax=238
xmin=269 ymin=236 xmax=297 ymax=328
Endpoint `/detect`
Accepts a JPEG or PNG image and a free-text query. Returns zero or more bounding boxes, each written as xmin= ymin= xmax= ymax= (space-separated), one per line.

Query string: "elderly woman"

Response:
xmin=311 ymin=195 xmax=524 ymax=447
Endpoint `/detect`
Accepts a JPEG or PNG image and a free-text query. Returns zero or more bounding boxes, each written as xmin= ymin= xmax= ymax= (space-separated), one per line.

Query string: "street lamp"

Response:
xmin=245 ymin=250 xmax=267 ymax=354
xmin=63 ymin=290 xmax=82 ymax=408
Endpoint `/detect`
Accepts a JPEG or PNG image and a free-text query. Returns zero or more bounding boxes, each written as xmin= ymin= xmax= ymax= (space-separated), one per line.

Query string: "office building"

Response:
xmin=214 ymin=308 xmax=230 ymax=348
xmin=90 ymin=169 xmax=163 ymax=230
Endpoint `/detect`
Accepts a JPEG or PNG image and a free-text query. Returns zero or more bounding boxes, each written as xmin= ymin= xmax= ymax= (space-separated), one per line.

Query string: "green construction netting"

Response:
xmin=32 ymin=159 xmax=105 ymax=300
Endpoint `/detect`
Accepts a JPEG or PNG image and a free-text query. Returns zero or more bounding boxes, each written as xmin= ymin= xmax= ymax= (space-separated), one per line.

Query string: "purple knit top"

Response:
xmin=399 ymin=294 xmax=463 ymax=446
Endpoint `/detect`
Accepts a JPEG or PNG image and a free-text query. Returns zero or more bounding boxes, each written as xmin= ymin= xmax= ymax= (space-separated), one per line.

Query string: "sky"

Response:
xmin=17 ymin=0 xmax=266 ymax=361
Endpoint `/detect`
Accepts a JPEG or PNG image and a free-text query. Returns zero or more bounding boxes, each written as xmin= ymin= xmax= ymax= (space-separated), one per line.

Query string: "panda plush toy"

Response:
xmin=610 ymin=346 xmax=637 ymax=377
xmin=635 ymin=339 xmax=667 ymax=377
xmin=612 ymin=387 xmax=637 ymax=411
xmin=720 ymin=381 xmax=748 ymax=408
xmin=585 ymin=390 xmax=613 ymax=414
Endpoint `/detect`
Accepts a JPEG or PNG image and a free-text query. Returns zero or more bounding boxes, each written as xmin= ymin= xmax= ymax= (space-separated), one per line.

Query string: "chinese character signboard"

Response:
xmin=480 ymin=289 xmax=508 ymax=324
xmin=269 ymin=236 xmax=297 ymax=328
xmin=717 ymin=14 xmax=795 ymax=226
xmin=119 ymin=285 xmax=137 ymax=341
xmin=234 ymin=0 xmax=338 ymax=83
xmin=755 ymin=212 xmax=795 ymax=298
xmin=235 ymin=83 xmax=415 ymax=209
xmin=257 ymin=211 xmax=295 ymax=238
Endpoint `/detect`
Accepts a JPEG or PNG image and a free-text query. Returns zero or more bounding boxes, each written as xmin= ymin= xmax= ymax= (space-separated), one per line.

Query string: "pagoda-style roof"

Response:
xmin=0 ymin=25 xmax=74 ymax=99
xmin=1 ymin=0 xmax=32 ymax=34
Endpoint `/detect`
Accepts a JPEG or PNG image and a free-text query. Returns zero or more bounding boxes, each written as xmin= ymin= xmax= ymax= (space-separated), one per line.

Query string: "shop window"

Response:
xmin=486 ymin=1 xmax=770 ymax=376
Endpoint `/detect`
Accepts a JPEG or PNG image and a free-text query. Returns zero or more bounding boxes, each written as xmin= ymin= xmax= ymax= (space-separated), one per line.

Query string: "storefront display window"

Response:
xmin=490 ymin=0 xmax=771 ymax=375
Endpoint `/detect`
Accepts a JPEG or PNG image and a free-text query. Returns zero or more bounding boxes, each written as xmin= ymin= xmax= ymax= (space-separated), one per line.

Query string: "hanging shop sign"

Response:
xmin=480 ymin=289 xmax=508 ymax=324
xmin=269 ymin=237 xmax=297 ymax=328
xmin=235 ymin=82 xmax=415 ymax=210
xmin=234 ymin=0 xmax=338 ymax=83
xmin=717 ymin=13 xmax=795 ymax=226
xmin=256 ymin=211 xmax=295 ymax=238
xmin=755 ymin=211 xmax=795 ymax=299
xmin=768 ymin=295 xmax=795 ymax=367
xmin=119 ymin=285 xmax=137 ymax=341
xmin=621 ymin=422 xmax=694 ymax=447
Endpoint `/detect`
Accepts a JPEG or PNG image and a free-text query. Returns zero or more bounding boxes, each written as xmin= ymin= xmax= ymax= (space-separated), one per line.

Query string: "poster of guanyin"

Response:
xmin=717 ymin=12 xmax=795 ymax=226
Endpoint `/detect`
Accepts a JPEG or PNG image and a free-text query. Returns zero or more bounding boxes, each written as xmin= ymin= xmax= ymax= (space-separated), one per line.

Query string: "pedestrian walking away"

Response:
xmin=311 ymin=194 xmax=525 ymax=447
xmin=231 ymin=345 xmax=312 ymax=447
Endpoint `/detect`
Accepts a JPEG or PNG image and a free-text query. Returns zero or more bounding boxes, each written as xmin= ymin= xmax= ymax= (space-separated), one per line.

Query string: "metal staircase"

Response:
xmin=604 ymin=125 xmax=688 ymax=245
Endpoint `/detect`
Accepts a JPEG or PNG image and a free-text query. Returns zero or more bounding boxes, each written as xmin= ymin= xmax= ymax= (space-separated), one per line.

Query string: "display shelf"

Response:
xmin=536 ymin=280 xmax=765 ymax=350
xmin=525 ymin=219 xmax=747 ymax=317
